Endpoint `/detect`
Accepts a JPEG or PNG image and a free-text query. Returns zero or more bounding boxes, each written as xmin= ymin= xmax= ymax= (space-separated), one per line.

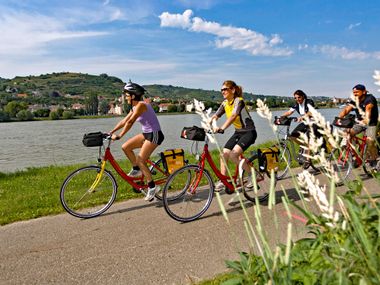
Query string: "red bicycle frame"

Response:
xmin=344 ymin=134 xmax=367 ymax=166
xmin=103 ymin=146 xmax=168 ymax=191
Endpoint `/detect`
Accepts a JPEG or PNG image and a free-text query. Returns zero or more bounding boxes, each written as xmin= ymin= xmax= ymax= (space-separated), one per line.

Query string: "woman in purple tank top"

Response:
xmin=109 ymin=81 xmax=164 ymax=202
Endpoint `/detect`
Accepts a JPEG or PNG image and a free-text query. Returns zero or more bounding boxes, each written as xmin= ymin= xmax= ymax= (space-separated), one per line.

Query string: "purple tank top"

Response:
xmin=133 ymin=102 xmax=161 ymax=133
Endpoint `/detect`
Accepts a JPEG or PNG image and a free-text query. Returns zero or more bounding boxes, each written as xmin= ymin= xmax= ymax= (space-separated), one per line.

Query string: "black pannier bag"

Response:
xmin=274 ymin=116 xmax=292 ymax=126
xmin=332 ymin=114 xmax=355 ymax=128
xmin=180 ymin=126 xmax=206 ymax=141
xmin=82 ymin=132 xmax=103 ymax=147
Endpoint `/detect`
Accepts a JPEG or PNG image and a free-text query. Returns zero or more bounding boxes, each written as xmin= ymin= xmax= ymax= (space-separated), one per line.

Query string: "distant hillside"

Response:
xmin=0 ymin=72 xmax=330 ymax=106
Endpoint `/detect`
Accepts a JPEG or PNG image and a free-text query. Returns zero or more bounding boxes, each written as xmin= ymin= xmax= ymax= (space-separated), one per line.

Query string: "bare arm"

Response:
xmin=281 ymin=109 xmax=294 ymax=117
xmin=219 ymin=113 xmax=238 ymax=131
xmin=112 ymin=103 xmax=147 ymax=139
xmin=338 ymin=105 xmax=354 ymax=118
xmin=110 ymin=111 xmax=133 ymax=134
xmin=364 ymin=103 xmax=374 ymax=125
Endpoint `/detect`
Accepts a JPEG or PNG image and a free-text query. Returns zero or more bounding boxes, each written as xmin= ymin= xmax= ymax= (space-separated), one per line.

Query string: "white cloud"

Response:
xmin=348 ymin=22 xmax=361 ymax=30
xmin=314 ymin=45 xmax=370 ymax=60
xmin=0 ymin=11 xmax=109 ymax=56
xmin=159 ymin=10 xmax=293 ymax=57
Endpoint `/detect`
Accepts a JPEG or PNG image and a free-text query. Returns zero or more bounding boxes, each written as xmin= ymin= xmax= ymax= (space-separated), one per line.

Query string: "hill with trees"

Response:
xmin=0 ymin=72 xmax=331 ymax=122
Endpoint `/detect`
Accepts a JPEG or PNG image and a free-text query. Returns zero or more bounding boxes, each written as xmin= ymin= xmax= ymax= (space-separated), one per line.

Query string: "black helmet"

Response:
xmin=123 ymin=80 xmax=145 ymax=97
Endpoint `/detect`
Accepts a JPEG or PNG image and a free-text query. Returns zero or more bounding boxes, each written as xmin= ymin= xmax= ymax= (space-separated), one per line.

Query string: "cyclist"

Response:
xmin=109 ymin=80 xmax=164 ymax=201
xmin=279 ymin=89 xmax=320 ymax=169
xmin=209 ymin=80 xmax=257 ymax=191
xmin=338 ymin=84 xmax=379 ymax=171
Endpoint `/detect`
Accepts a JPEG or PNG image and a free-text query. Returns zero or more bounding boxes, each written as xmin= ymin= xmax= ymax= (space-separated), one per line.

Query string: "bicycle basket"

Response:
xmin=274 ymin=116 xmax=292 ymax=126
xmin=82 ymin=132 xmax=103 ymax=147
xmin=258 ymin=146 xmax=280 ymax=172
xmin=160 ymin=148 xmax=185 ymax=174
xmin=180 ymin=126 xmax=206 ymax=141
xmin=332 ymin=114 xmax=355 ymax=128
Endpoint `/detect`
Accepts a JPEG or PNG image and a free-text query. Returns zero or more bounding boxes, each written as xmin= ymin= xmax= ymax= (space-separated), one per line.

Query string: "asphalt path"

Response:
xmin=1 ymin=168 xmax=378 ymax=285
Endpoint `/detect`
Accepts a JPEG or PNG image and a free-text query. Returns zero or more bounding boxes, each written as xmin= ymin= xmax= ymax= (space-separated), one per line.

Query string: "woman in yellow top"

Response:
xmin=209 ymin=80 xmax=257 ymax=191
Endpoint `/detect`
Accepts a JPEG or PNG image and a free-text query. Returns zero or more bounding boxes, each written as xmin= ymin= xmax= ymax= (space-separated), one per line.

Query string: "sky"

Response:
xmin=0 ymin=0 xmax=380 ymax=98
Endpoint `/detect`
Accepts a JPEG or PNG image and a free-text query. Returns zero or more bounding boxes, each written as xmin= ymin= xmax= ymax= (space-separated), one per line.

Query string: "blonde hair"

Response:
xmin=223 ymin=80 xmax=243 ymax=98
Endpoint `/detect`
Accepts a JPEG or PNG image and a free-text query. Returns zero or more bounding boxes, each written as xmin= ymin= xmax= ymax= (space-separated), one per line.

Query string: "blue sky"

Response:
xmin=1 ymin=0 xmax=380 ymax=98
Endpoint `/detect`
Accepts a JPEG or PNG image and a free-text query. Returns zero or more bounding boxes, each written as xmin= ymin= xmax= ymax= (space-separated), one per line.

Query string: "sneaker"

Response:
xmin=128 ymin=169 xmax=142 ymax=177
xmin=214 ymin=180 xmax=225 ymax=192
xmin=144 ymin=186 xmax=160 ymax=202
xmin=245 ymin=175 xmax=253 ymax=189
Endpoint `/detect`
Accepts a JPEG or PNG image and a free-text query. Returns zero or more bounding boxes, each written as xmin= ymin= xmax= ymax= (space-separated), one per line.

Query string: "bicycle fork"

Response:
xmin=89 ymin=160 xmax=107 ymax=193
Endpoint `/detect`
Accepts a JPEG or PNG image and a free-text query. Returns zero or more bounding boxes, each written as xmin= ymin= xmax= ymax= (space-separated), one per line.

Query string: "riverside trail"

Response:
xmin=1 ymin=169 xmax=378 ymax=284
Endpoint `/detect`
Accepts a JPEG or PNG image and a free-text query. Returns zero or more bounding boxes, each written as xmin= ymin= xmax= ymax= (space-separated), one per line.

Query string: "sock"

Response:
xmin=148 ymin=181 xmax=155 ymax=189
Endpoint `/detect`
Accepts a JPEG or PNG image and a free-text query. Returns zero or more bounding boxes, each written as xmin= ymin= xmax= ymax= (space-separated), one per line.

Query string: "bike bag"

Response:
xmin=160 ymin=148 xmax=185 ymax=174
xmin=180 ymin=126 xmax=206 ymax=141
xmin=82 ymin=132 xmax=103 ymax=147
xmin=258 ymin=146 xmax=280 ymax=172
xmin=332 ymin=114 xmax=355 ymax=128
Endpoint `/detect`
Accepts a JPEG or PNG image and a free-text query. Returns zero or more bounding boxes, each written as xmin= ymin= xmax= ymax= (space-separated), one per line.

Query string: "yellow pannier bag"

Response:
xmin=258 ymin=146 xmax=279 ymax=172
xmin=160 ymin=149 xmax=185 ymax=174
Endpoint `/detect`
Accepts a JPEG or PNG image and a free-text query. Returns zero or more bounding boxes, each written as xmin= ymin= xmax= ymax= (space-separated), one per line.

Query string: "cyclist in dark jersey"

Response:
xmin=209 ymin=80 xmax=257 ymax=191
xmin=338 ymin=84 xmax=379 ymax=170
xmin=110 ymin=80 xmax=164 ymax=201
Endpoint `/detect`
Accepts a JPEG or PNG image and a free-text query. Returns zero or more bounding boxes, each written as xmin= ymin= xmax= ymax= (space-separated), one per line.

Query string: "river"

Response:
xmin=0 ymin=109 xmax=340 ymax=173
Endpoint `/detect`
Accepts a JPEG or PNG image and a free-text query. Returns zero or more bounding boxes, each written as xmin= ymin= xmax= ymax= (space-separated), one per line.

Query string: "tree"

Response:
xmin=49 ymin=111 xmax=59 ymax=120
xmin=33 ymin=108 xmax=50 ymax=118
xmin=62 ymin=111 xmax=74 ymax=119
xmin=0 ymin=110 xmax=10 ymax=122
xmin=167 ymin=104 xmax=177 ymax=112
xmin=16 ymin=110 xmax=34 ymax=121
xmin=85 ymin=93 xmax=99 ymax=115
xmin=99 ymin=100 xmax=110 ymax=115
xmin=4 ymin=101 xmax=27 ymax=118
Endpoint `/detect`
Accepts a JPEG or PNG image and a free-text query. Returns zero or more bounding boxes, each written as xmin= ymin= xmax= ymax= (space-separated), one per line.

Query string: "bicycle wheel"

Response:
xmin=275 ymin=141 xmax=291 ymax=180
xmin=328 ymin=147 xmax=353 ymax=184
xmin=241 ymin=157 xmax=274 ymax=203
xmin=162 ymin=165 xmax=214 ymax=222
xmin=60 ymin=165 xmax=117 ymax=218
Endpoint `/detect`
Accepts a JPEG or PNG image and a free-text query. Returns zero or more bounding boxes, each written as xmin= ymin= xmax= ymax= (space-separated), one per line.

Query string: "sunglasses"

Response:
xmin=221 ymin=87 xmax=230 ymax=92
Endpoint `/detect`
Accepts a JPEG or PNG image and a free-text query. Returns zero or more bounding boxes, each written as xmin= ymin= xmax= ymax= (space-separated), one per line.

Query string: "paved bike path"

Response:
xmin=1 ymin=170 xmax=378 ymax=285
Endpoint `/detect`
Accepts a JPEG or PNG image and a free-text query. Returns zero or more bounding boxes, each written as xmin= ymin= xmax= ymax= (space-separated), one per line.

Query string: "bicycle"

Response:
xmin=162 ymin=128 xmax=276 ymax=223
xmin=60 ymin=132 xmax=179 ymax=218
xmin=273 ymin=116 xmax=320 ymax=179
xmin=329 ymin=117 xmax=378 ymax=183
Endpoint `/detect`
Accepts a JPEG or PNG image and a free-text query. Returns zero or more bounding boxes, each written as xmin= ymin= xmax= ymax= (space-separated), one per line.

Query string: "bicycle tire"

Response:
xmin=275 ymin=141 xmax=291 ymax=180
xmin=328 ymin=147 xmax=353 ymax=184
xmin=60 ymin=165 xmax=117 ymax=218
xmin=162 ymin=164 xmax=214 ymax=222
xmin=242 ymin=156 xmax=274 ymax=203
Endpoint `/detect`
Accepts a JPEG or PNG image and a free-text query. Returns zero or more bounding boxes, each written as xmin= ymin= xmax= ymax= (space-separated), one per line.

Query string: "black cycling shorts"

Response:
xmin=143 ymin=131 xmax=164 ymax=145
xmin=224 ymin=130 xmax=257 ymax=151
xmin=291 ymin=123 xmax=322 ymax=138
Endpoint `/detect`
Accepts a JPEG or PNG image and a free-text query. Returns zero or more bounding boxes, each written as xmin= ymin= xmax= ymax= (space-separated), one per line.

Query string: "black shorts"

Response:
xmin=143 ymin=131 xmax=164 ymax=145
xmin=224 ymin=130 xmax=257 ymax=151
xmin=291 ymin=123 xmax=322 ymax=138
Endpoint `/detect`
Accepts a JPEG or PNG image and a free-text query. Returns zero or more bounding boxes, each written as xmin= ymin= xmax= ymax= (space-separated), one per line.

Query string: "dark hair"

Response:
xmin=293 ymin=89 xmax=307 ymax=99
xmin=222 ymin=80 xmax=243 ymax=98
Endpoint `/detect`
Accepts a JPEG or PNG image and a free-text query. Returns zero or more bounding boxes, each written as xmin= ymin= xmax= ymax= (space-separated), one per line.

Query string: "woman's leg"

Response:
xmin=136 ymin=140 xmax=158 ymax=182
xmin=220 ymin=149 xmax=231 ymax=176
xmin=121 ymin=134 xmax=145 ymax=166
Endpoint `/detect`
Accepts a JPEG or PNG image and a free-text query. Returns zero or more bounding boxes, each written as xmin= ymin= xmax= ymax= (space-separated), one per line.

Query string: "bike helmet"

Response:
xmin=123 ymin=80 xmax=146 ymax=97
